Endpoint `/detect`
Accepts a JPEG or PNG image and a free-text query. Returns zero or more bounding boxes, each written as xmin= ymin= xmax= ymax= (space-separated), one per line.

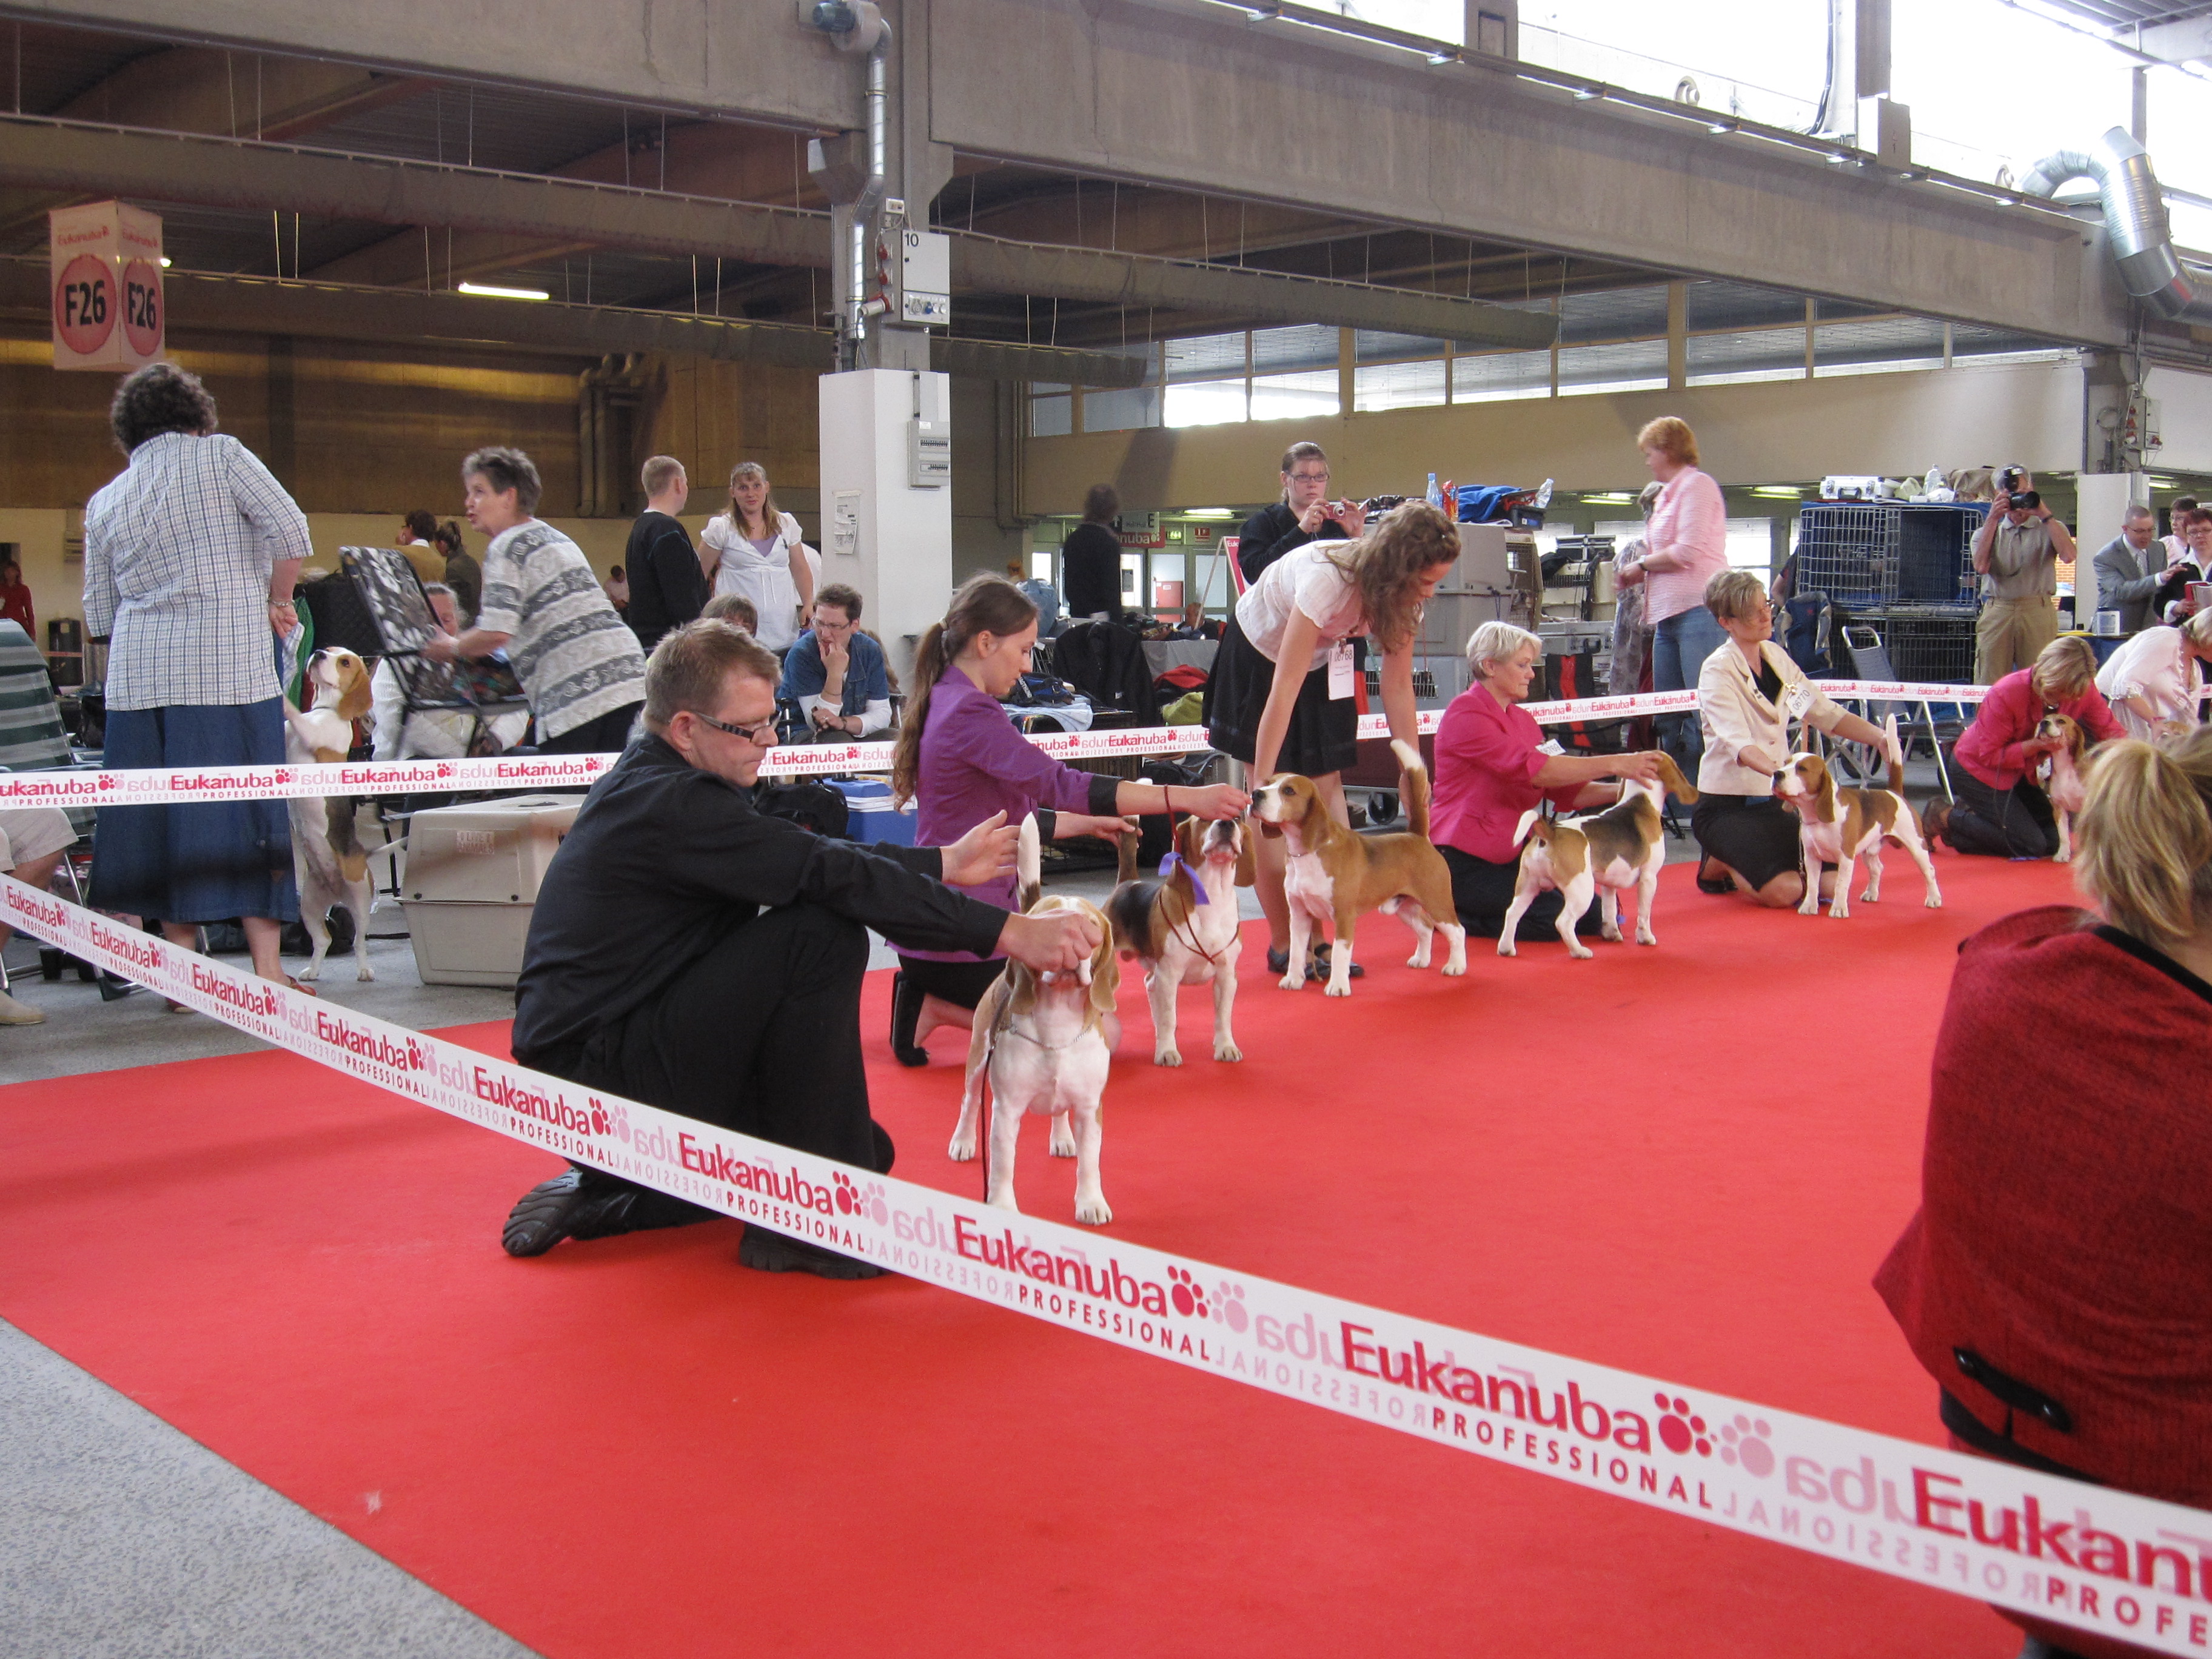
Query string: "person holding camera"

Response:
xmin=1235 ymin=441 xmax=1367 ymax=586
xmin=1972 ymin=468 xmax=2074 ymax=685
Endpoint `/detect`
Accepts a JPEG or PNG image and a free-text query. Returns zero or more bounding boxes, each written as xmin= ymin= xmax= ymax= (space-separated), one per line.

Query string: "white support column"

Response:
xmin=817 ymin=367 xmax=954 ymax=682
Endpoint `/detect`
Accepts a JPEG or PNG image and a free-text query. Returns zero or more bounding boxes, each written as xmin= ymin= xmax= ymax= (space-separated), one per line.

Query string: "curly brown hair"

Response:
xmin=1324 ymin=500 xmax=1460 ymax=652
xmin=110 ymin=361 xmax=218 ymax=453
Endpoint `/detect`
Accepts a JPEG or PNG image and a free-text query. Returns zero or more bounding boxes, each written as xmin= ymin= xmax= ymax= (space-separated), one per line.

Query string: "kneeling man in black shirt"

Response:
xmin=503 ymin=619 xmax=1101 ymax=1278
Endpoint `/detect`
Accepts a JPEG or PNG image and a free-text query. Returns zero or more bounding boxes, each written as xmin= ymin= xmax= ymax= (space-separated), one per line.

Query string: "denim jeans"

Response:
xmin=1651 ymin=605 xmax=1727 ymax=786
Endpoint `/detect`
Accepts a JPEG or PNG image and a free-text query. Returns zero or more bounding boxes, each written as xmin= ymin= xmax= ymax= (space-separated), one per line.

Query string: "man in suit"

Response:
xmin=2094 ymin=503 xmax=2190 ymax=636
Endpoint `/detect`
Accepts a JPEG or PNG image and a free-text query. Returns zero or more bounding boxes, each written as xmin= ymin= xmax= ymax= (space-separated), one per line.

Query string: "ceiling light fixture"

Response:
xmin=158 ymin=256 xmax=172 ymax=267
xmin=1583 ymin=491 xmax=1635 ymax=503
xmin=1574 ymin=85 xmax=1604 ymax=101
xmin=1751 ymin=484 xmax=1803 ymax=498
xmin=1707 ymin=119 xmax=1737 ymax=135
xmin=1426 ymin=49 xmax=1458 ymax=65
xmin=458 ymin=281 xmax=551 ymax=301
xmin=1183 ymin=508 xmax=1237 ymax=519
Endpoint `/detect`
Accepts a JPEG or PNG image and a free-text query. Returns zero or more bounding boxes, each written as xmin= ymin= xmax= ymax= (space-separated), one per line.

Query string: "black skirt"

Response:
xmin=1439 ymin=845 xmax=1603 ymax=940
xmin=1203 ymin=613 xmax=1358 ymax=779
xmin=1691 ymin=794 xmax=1806 ymax=891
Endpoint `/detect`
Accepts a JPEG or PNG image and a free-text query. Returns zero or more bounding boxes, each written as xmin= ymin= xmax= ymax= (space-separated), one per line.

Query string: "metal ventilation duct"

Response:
xmin=2021 ymin=126 xmax=2212 ymax=327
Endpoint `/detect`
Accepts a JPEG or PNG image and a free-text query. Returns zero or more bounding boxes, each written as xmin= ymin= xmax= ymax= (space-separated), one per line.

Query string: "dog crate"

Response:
xmin=400 ymin=794 xmax=578 ymax=987
xmin=1794 ymin=503 xmax=1986 ymax=608
xmin=1857 ymin=605 xmax=1979 ymax=684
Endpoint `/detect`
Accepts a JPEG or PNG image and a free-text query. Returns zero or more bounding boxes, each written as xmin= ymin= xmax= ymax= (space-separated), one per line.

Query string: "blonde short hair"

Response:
xmin=1637 ymin=417 xmax=1699 ymax=468
xmin=2075 ymin=727 xmax=2212 ymax=948
xmin=1704 ymin=568 xmax=1768 ymax=623
xmin=2030 ymin=635 xmax=2099 ymax=702
xmin=640 ymin=455 xmax=685 ymax=497
xmin=2184 ymin=609 xmax=2212 ymax=652
xmin=1467 ymin=620 xmax=1541 ymax=675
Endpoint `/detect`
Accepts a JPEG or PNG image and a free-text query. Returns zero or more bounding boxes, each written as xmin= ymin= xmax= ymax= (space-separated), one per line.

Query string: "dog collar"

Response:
xmin=1158 ymin=850 xmax=1209 ymax=904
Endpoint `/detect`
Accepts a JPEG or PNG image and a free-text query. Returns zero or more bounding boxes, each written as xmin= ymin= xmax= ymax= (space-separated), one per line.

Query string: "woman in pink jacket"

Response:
xmin=1926 ymin=636 xmax=2123 ymax=859
xmin=1615 ymin=417 xmax=1729 ymax=788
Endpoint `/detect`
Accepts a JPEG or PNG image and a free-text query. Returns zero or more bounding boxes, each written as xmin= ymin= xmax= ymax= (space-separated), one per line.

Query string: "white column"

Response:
xmin=817 ymin=367 xmax=954 ymax=685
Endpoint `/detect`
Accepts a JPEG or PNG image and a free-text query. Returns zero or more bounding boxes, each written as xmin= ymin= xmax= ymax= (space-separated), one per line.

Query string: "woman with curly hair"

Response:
xmin=1203 ymin=499 xmax=1461 ymax=981
xmin=82 ymin=361 xmax=314 ymax=991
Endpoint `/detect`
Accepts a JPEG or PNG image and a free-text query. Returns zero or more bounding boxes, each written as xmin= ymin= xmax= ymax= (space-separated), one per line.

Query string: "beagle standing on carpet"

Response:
xmin=1773 ymin=716 xmax=1942 ymax=919
xmin=950 ymin=817 xmax=1122 ymax=1224
xmin=2033 ymin=712 xmax=2090 ymax=863
xmin=1106 ymin=814 xmax=1254 ymax=1066
xmin=1498 ymin=751 xmax=1698 ymax=959
xmin=1250 ymin=739 xmax=1466 ymax=997
xmin=283 ymin=646 xmax=377 ymax=981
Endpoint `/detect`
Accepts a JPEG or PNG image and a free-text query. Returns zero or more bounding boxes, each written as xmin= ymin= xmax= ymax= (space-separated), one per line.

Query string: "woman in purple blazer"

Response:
xmin=886 ymin=575 xmax=1247 ymax=1065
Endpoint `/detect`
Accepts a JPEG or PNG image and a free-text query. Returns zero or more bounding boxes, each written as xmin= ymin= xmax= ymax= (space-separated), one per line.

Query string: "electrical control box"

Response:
xmin=899 ymin=227 xmax=950 ymax=326
xmin=908 ymin=417 xmax=950 ymax=488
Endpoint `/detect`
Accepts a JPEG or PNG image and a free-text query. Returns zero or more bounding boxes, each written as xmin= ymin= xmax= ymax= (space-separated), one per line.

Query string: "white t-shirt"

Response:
xmin=1233 ymin=540 xmax=1367 ymax=671
xmin=705 ymin=511 xmax=811 ymax=650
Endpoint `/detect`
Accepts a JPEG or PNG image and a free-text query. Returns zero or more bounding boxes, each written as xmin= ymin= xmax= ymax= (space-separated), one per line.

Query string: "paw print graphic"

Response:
xmin=1717 ymin=1416 xmax=1775 ymax=1478
xmin=832 ymin=1171 xmax=862 ymax=1215
xmin=860 ymin=1182 xmax=890 ymax=1226
xmin=1654 ymin=1393 xmax=1712 ymax=1457
xmin=1210 ymin=1281 xmax=1248 ymax=1333
xmin=1166 ymin=1265 xmax=1208 ymax=1319
xmin=588 ymin=1101 xmax=611 ymax=1135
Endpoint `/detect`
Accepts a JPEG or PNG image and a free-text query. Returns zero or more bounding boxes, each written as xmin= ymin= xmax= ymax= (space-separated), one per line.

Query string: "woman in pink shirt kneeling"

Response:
xmin=1430 ymin=621 xmax=1666 ymax=942
xmin=1927 ymin=635 xmax=2123 ymax=859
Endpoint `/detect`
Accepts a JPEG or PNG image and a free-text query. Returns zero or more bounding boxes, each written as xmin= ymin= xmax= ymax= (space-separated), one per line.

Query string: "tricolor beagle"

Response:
xmin=1249 ymin=739 xmax=1466 ymax=997
xmin=1499 ymin=751 xmax=1697 ymax=959
xmin=1106 ymin=814 xmax=1255 ymax=1066
xmin=283 ymin=648 xmax=377 ymax=981
xmin=950 ymin=817 xmax=1122 ymax=1225
xmin=1773 ymin=717 xmax=1942 ymax=918
xmin=2033 ymin=712 xmax=2088 ymax=863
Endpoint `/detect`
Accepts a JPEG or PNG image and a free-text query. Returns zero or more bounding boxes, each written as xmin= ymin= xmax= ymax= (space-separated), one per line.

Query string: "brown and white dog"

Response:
xmin=1249 ymin=739 xmax=1466 ymax=996
xmin=1106 ymin=815 xmax=1255 ymax=1065
xmin=1499 ymin=752 xmax=1698 ymax=959
xmin=950 ymin=817 xmax=1121 ymax=1224
xmin=2033 ymin=712 xmax=2089 ymax=863
xmin=283 ymin=646 xmax=377 ymax=981
xmin=1773 ymin=717 xmax=1942 ymax=918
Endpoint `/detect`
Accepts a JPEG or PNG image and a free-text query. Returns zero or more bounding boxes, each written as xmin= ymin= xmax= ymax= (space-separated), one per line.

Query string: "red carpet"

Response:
xmin=0 ymin=855 xmax=2079 ymax=1658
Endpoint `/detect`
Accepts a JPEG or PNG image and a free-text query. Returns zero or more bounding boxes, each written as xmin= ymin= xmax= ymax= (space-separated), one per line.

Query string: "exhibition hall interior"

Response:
xmin=2 ymin=1 xmax=2210 ymax=1655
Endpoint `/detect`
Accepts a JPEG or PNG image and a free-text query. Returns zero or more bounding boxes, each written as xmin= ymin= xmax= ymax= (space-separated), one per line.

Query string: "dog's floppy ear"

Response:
xmin=1087 ymin=907 xmax=1119 ymax=1017
xmin=1005 ymin=959 xmax=1039 ymax=1020
xmin=335 ymin=654 xmax=374 ymax=723
xmin=1233 ymin=819 xmax=1257 ymax=888
xmin=1176 ymin=813 xmax=1204 ymax=869
xmin=1812 ymin=759 xmax=1836 ymax=823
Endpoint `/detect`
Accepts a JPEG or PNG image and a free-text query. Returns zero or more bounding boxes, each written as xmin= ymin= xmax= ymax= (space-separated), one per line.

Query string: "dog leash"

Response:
xmin=1155 ymin=851 xmax=1235 ymax=968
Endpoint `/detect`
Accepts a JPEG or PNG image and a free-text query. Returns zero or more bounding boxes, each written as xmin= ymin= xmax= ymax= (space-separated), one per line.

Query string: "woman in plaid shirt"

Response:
xmin=82 ymin=362 xmax=312 ymax=991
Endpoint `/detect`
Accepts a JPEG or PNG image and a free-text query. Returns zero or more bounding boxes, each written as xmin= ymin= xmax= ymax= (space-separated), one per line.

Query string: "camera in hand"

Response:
xmin=1996 ymin=467 xmax=2040 ymax=514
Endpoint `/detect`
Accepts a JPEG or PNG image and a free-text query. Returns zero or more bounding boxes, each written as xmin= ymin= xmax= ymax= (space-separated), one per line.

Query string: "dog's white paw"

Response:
xmin=1278 ymin=972 xmax=1305 ymax=991
xmin=948 ymin=1132 xmax=976 ymax=1162
xmin=2054 ymin=848 xmax=2073 ymax=864
xmin=1074 ymin=1196 xmax=1112 ymax=1227
xmin=1324 ymin=979 xmax=1351 ymax=997
xmin=1154 ymin=1047 xmax=1183 ymax=1068
xmin=1048 ymin=1125 xmax=1076 ymax=1158
xmin=1925 ymin=893 xmax=1943 ymax=909
xmin=1441 ymin=959 xmax=1464 ymax=976
xmin=1567 ymin=942 xmax=1595 ymax=960
xmin=297 ymin=961 xmax=323 ymax=982
xmin=357 ymin=964 xmax=377 ymax=982
xmin=988 ymin=1191 xmax=1022 ymax=1214
xmin=1828 ymin=906 xmax=1850 ymax=920
xmin=1213 ymin=1038 xmax=1242 ymax=1062
xmin=1495 ymin=940 xmax=1517 ymax=958
xmin=1636 ymin=928 xmax=1657 ymax=947
xmin=1599 ymin=925 xmax=1622 ymax=943
xmin=1859 ymin=887 xmax=1879 ymax=903
xmin=1406 ymin=949 xmax=1427 ymax=969
xmin=1797 ymin=899 xmax=1820 ymax=916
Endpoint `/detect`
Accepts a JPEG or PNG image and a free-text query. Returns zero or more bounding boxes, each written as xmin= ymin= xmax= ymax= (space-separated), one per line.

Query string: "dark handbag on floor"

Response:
xmin=754 ymin=780 xmax=850 ymax=840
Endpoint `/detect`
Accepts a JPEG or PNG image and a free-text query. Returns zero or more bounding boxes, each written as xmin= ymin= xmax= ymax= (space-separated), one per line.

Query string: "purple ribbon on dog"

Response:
xmin=1158 ymin=850 xmax=1209 ymax=904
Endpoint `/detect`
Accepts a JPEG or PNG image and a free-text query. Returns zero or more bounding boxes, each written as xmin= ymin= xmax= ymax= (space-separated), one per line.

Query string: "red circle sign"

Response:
xmin=121 ymin=258 xmax=163 ymax=357
xmin=53 ymin=253 xmax=116 ymax=356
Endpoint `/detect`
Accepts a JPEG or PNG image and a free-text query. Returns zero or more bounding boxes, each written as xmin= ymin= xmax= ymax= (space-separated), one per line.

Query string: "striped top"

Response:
xmin=0 ymin=620 xmax=67 ymax=771
xmin=475 ymin=520 xmax=645 ymax=740
xmin=82 ymin=432 xmax=313 ymax=710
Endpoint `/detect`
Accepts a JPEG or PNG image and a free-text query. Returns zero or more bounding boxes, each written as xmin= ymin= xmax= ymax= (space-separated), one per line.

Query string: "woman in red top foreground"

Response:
xmin=1877 ymin=726 xmax=2212 ymax=1659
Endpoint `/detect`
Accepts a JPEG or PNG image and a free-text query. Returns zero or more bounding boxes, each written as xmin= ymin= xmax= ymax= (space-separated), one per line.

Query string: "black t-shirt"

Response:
xmin=1235 ymin=501 xmax=1351 ymax=586
xmin=512 ymin=736 xmax=1007 ymax=1063
xmin=623 ymin=511 xmax=707 ymax=653
xmin=1061 ymin=521 xmax=1124 ymax=620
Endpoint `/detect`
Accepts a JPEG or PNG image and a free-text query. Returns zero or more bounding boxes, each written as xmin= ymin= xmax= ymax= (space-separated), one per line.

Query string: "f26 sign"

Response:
xmin=50 ymin=201 xmax=164 ymax=372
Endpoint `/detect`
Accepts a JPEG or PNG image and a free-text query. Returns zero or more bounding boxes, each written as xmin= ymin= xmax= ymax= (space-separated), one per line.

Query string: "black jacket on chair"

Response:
xmin=1052 ymin=620 xmax=1161 ymax=726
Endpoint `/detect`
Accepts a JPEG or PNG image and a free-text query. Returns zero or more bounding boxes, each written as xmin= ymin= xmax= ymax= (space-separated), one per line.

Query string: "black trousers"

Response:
xmin=538 ymin=700 xmax=643 ymax=756
xmin=1439 ymin=845 xmax=1602 ymax=940
xmin=560 ymin=901 xmax=894 ymax=1184
xmin=1945 ymin=768 xmax=2057 ymax=860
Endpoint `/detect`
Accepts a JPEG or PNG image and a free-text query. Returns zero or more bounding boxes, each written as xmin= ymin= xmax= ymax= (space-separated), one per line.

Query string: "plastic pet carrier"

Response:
xmin=1793 ymin=503 xmax=1985 ymax=608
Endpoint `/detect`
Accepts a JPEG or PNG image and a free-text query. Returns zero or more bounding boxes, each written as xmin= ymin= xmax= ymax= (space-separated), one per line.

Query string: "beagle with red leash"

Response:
xmin=283 ymin=647 xmax=378 ymax=982
xmin=1250 ymin=739 xmax=1466 ymax=997
xmin=2033 ymin=712 xmax=2089 ymax=862
xmin=950 ymin=817 xmax=1122 ymax=1224
xmin=1498 ymin=751 xmax=1698 ymax=959
xmin=1106 ymin=814 xmax=1254 ymax=1065
xmin=1773 ymin=716 xmax=1942 ymax=919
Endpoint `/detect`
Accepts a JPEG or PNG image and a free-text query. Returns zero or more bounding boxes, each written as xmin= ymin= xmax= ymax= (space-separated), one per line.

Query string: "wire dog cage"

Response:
xmin=1793 ymin=503 xmax=1986 ymax=608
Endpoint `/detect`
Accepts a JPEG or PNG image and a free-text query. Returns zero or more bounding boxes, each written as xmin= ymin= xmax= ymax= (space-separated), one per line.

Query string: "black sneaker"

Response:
xmin=501 ymin=1166 xmax=709 ymax=1258
xmin=1264 ymin=945 xmax=1363 ymax=980
xmin=738 ymin=1227 xmax=885 ymax=1279
xmin=889 ymin=970 xmax=929 ymax=1067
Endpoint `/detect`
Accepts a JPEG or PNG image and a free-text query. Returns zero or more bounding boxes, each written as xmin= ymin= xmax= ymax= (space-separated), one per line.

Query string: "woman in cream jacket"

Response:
xmin=1691 ymin=569 xmax=1892 ymax=907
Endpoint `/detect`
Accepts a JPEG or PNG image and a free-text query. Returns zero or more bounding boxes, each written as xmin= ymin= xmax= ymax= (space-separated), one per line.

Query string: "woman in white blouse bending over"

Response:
xmin=1203 ymin=501 xmax=1461 ymax=982
xmin=1691 ymin=569 xmax=1893 ymax=907
xmin=701 ymin=461 xmax=816 ymax=653
xmin=2096 ymin=609 xmax=2212 ymax=745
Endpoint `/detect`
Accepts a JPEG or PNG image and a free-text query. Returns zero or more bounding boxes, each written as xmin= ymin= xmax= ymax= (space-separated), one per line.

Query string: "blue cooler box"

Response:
xmin=835 ymin=779 xmax=916 ymax=846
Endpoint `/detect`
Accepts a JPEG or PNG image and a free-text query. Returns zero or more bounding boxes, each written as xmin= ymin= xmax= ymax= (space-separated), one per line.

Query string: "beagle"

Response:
xmin=1249 ymin=739 xmax=1466 ymax=997
xmin=2033 ymin=712 xmax=2088 ymax=863
xmin=950 ymin=817 xmax=1122 ymax=1225
xmin=1773 ymin=717 xmax=1942 ymax=919
xmin=1499 ymin=751 xmax=1698 ymax=959
xmin=283 ymin=647 xmax=377 ymax=982
xmin=1106 ymin=814 xmax=1255 ymax=1066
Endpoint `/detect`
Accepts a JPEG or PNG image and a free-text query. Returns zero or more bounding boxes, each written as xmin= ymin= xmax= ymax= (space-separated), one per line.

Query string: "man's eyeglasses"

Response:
xmin=690 ymin=711 xmax=779 ymax=745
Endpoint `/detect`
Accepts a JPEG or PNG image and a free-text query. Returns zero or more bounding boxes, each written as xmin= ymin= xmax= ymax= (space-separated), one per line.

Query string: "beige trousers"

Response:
xmin=1974 ymin=596 xmax=2059 ymax=685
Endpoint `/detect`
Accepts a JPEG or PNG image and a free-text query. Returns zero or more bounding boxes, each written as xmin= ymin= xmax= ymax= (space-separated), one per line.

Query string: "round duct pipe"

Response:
xmin=2022 ymin=126 xmax=2212 ymax=327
